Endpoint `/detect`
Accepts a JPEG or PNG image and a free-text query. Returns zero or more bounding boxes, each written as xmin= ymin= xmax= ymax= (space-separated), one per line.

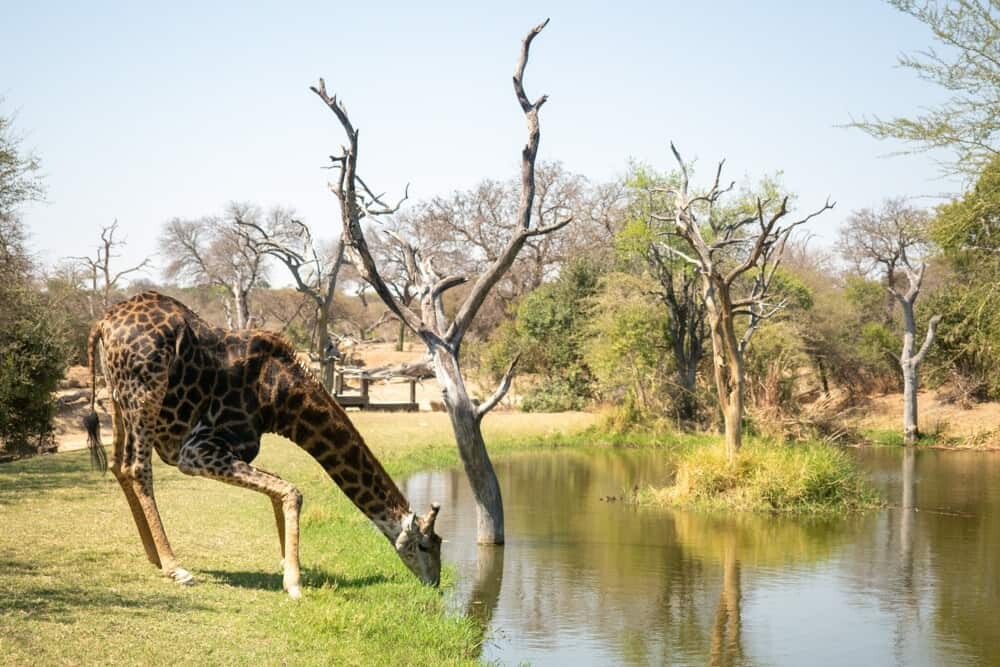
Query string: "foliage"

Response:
xmin=0 ymin=108 xmax=43 ymax=225
xmin=617 ymin=165 xmax=709 ymax=423
xmin=925 ymin=154 xmax=1000 ymax=398
xmin=0 ymin=289 xmax=67 ymax=458
xmin=483 ymin=260 xmax=602 ymax=411
xmin=642 ymin=440 xmax=883 ymax=514
xmin=743 ymin=319 xmax=810 ymax=412
xmin=584 ymin=272 xmax=679 ymax=419
xmin=847 ymin=0 xmax=1000 ymax=176
xmin=829 ymin=275 xmax=902 ymax=392
xmin=0 ymin=106 xmax=65 ymax=459
xmin=520 ymin=376 xmax=591 ymax=412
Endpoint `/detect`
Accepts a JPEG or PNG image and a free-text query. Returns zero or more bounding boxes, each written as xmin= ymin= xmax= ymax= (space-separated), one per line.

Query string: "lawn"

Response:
xmin=0 ymin=411 xmax=595 ymax=666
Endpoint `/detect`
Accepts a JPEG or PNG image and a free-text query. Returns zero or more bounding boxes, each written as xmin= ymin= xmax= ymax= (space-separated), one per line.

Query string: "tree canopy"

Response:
xmin=848 ymin=0 xmax=1000 ymax=177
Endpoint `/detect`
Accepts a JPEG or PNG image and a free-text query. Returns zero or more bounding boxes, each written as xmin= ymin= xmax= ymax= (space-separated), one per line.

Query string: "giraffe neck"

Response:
xmin=272 ymin=374 xmax=412 ymax=542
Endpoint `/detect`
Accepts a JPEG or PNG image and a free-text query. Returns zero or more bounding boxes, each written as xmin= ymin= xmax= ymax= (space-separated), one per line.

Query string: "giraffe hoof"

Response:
xmin=169 ymin=568 xmax=196 ymax=585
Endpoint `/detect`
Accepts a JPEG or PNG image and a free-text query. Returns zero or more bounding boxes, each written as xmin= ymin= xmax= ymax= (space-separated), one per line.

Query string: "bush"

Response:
xmin=520 ymin=375 xmax=591 ymax=412
xmin=482 ymin=260 xmax=601 ymax=411
xmin=0 ymin=290 xmax=67 ymax=459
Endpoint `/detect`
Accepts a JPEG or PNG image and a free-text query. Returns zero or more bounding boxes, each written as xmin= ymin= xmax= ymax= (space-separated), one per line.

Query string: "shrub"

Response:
xmin=0 ymin=290 xmax=67 ymax=459
xmin=520 ymin=375 xmax=591 ymax=412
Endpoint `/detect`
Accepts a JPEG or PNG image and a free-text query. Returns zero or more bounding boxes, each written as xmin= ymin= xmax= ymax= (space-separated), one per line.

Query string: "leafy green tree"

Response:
xmin=618 ymin=166 xmax=708 ymax=422
xmin=926 ymin=154 xmax=1000 ymax=398
xmin=0 ymin=107 xmax=67 ymax=459
xmin=848 ymin=0 xmax=1000 ymax=176
xmin=487 ymin=260 xmax=602 ymax=412
xmin=585 ymin=272 xmax=675 ymax=421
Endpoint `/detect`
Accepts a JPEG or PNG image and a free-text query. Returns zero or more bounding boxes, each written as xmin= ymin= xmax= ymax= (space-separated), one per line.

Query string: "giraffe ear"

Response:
xmin=423 ymin=502 xmax=440 ymax=534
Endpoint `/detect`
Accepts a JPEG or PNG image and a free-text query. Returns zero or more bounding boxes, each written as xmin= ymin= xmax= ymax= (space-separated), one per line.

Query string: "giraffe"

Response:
xmin=83 ymin=291 xmax=441 ymax=598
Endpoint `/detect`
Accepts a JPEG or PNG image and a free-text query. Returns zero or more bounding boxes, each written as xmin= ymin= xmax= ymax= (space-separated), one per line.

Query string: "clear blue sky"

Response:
xmin=3 ymin=1 xmax=963 ymax=280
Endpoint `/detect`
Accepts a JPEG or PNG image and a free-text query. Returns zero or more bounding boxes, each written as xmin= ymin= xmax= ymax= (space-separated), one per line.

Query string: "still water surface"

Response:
xmin=401 ymin=447 xmax=1000 ymax=666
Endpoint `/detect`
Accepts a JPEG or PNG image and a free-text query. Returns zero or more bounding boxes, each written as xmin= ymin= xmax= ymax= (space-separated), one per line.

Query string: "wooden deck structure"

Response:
xmin=332 ymin=368 xmax=419 ymax=412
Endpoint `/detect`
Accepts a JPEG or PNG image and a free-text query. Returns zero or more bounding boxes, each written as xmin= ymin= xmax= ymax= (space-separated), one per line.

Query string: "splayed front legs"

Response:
xmin=177 ymin=430 xmax=304 ymax=599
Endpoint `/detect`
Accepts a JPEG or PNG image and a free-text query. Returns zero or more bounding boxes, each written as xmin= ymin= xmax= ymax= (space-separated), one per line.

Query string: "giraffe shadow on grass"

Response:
xmin=203 ymin=567 xmax=390 ymax=593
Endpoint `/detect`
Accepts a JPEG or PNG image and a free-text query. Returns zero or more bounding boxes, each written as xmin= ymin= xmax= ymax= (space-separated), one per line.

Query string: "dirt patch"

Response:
xmin=848 ymin=390 xmax=1000 ymax=447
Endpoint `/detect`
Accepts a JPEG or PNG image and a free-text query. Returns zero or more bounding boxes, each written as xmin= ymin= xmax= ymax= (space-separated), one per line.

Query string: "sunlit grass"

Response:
xmin=0 ymin=410 xmax=593 ymax=665
xmin=639 ymin=439 xmax=884 ymax=514
xmin=863 ymin=427 xmax=955 ymax=448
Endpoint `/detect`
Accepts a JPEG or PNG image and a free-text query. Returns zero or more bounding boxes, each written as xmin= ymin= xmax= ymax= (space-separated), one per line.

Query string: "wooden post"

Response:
xmin=409 ymin=379 xmax=416 ymax=405
xmin=361 ymin=376 xmax=370 ymax=399
xmin=334 ymin=370 xmax=343 ymax=395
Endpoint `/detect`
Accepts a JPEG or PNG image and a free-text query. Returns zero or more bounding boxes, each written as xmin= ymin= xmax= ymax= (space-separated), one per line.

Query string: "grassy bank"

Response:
xmin=638 ymin=438 xmax=883 ymax=514
xmin=0 ymin=411 xmax=594 ymax=666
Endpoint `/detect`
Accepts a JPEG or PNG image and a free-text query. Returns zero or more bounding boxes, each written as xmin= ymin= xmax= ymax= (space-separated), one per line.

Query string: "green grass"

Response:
xmin=0 ymin=411 xmax=594 ymax=666
xmin=637 ymin=438 xmax=884 ymax=514
xmin=862 ymin=428 xmax=955 ymax=448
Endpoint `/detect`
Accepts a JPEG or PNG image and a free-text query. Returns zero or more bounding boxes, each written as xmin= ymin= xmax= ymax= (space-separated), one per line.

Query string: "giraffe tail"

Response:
xmin=85 ymin=325 xmax=108 ymax=473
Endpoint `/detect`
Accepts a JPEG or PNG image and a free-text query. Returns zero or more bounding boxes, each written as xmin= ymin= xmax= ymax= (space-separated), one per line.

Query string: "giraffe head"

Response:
xmin=394 ymin=503 xmax=442 ymax=586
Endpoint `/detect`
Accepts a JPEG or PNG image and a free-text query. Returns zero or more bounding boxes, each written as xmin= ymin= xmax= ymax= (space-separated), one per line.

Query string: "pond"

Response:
xmin=401 ymin=447 xmax=1000 ymax=666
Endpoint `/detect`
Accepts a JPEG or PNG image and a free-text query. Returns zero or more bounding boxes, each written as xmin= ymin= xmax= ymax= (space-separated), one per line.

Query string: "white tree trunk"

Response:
xmin=902 ymin=360 xmax=919 ymax=445
xmin=432 ymin=347 xmax=505 ymax=544
xmin=898 ymin=298 xmax=940 ymax=446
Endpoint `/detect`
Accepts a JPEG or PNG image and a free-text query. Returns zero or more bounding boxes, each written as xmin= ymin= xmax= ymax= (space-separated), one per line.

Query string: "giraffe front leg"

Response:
xmin=271 ymin=496 xmax=286 ymax=565
xmin=179 ymin=436 xmax=304 ymax=599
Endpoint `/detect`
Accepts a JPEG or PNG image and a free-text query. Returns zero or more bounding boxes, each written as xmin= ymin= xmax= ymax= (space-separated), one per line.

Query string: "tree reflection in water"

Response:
xmin=401 ymin=447 xmax=1000 ymax=665
xmin=466 ymin=545 xmax=504 ymax=625
xmin=710 ymin=545 xmax=742 ymax=667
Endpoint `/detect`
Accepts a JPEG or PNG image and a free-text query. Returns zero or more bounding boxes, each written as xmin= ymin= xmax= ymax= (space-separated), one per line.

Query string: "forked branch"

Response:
xmin=477 ymin=353 xmax=522 ymax=420
xmin=310 ymin=79 xmax=432 ymax=343
xmin=448 ymin=19 xmax=560 ymax=345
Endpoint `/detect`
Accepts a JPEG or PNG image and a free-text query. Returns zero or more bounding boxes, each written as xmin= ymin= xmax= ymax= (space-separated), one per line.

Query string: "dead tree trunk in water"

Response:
xmin=311 ymin=20 xmax=565 ymax=543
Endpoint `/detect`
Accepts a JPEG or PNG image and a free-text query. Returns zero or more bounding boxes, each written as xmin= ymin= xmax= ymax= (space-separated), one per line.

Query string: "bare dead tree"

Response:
xmin=160 ymin=202 xmax=270 ymax=329
xmin=366 ymin=220 xmax=424 ymax=351
xmin=397 ymin=162 xmax=621 ymax=333
xmin=651 ymin=144 xmax=834 ymax=460
xmin=69 ymin=220 xmax=150 ymax=317
xmin=839 ymin=198 xmax=941 ymax=445
xmin=254 ymin=287 xmax=313 ymax=336
xmin=311 ymin=19 xmax=565 ymax=544
xmin=237 ymin=208 xmax=346 ymax=389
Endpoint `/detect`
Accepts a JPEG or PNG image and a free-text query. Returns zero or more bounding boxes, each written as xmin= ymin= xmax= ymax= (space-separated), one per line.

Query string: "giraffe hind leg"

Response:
xmin=108 ymin=401 xmax=161 ymax=568
xmin=123 ymin=410 xmax=191 ymax=585
xmin=178 ymin=433 xmax=303 ymax=599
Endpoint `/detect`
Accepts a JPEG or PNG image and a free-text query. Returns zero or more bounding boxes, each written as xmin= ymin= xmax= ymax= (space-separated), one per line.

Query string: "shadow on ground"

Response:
xmin=0 ymin=452 xmax=103 ymax=506
xmin=203 ymin=567 xmax=390 ymax=593
xmin=0 ymin=565 xmax=210 ymax=622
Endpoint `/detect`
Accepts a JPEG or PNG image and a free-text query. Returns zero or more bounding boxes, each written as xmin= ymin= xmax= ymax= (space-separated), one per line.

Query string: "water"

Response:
xmin=401 ymin=447 xmax=1000 ymax=666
